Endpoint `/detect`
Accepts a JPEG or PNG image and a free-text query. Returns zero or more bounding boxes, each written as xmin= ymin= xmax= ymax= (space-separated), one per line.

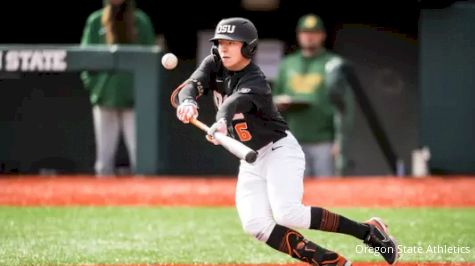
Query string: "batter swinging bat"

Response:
xmin=170 ymin=82 xmax=258 ymax=163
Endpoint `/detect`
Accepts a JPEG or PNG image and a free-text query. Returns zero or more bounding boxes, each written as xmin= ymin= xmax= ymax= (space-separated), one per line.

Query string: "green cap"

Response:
xmin=296 ymin=14 xmax=325 ymax=32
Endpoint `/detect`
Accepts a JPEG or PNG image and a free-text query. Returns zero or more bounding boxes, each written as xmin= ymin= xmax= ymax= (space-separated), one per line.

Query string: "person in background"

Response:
xmin=80 ymin=0 xmax=155 ymax=176
xmin=273 ymin=14 xmax=354 ymax=178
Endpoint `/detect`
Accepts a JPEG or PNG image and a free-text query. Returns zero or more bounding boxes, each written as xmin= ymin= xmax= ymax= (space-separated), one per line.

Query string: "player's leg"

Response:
xmin=120 ymin=108 xmax=136 ymax=173
xmin=266 ymin=224 xmax=350 ymax=266
xmin=237 ymin=159 xmax=349 ymax=266
xmin=267 ymin=132 xmax=399 ymax=264
xmin=92 ymin=106 xmax=120 ymax=176
xmin=301 ymin=143 xmax=399 ymax=264
xmin=266 ymin=132 xmax=367 ymax=237
xmin=235 ymin=160 xmax=276 ymax=242
xmin=263 ymin=134 xmax=351 ymax=265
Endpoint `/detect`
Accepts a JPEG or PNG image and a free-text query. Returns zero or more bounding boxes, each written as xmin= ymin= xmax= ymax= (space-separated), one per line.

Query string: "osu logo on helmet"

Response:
xmin=216 ymin=25 xmax=236 ymax=34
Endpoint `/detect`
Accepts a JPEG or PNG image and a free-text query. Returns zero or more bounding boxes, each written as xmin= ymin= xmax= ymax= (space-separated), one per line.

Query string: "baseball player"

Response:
xmin=176 ymin=17 xmax=399 ymax=266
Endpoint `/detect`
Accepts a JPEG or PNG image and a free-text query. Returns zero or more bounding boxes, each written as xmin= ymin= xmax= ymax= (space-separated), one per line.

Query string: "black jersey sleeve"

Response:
xmin=178 ymin=55 xmax=219 ymax=104
xmin=215 ymin=71 xmax=272 ymax=123
xmin=215 ymin=92 xmax=254 ymax=124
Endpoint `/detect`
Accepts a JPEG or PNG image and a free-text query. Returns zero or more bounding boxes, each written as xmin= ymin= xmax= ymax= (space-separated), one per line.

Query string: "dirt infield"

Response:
xmin=0 ymin=176 xmax=474 ymax=207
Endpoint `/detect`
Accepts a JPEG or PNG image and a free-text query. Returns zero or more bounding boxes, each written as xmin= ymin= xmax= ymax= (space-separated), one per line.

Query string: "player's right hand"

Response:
xmin=177 ymin=100 xmax=198 ymax=124
xmin=206 ymin=118 xmax=227 ymax=145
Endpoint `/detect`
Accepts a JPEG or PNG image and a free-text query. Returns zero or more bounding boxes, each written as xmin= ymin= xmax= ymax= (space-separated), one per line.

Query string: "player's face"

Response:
xmin=218 ymin=39 xmax=250 ymax=71
xmin=297 ymin=31 xmax=326 ymax=53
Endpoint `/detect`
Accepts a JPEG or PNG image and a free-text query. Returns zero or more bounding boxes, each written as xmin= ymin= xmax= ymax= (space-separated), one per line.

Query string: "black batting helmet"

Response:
xmin=210 ymin=17 xmax=258 ymax=59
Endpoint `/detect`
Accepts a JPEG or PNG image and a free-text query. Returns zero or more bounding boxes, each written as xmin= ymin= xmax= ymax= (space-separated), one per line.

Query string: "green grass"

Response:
xmin=0 ymin=207 xmax=474 ymax=265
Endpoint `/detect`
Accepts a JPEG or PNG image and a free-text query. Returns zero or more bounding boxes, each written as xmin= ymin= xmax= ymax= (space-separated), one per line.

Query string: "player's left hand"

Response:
xmin=206 ymin=118 xmax=228 ymax=145
xmin=177 ymin=100 xmax=198 ymax=124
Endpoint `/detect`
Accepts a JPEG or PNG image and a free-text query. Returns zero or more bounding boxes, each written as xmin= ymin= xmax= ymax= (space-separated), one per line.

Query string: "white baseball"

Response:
xmin=161 ymin=53 xmax=178 ymax=70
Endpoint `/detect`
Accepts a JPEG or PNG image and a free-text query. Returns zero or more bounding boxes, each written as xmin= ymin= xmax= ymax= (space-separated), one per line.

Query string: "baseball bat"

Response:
xmin=170 ymin=82 xmax=258 ymax=163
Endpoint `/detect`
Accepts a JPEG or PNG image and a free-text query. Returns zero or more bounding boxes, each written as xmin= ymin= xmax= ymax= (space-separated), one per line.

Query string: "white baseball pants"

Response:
xmin=235 ymin=131 xmax=312 ymax=242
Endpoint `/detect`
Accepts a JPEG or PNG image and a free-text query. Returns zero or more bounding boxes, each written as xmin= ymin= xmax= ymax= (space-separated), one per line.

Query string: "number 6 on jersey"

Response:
xmin=234 ymin=122 xmax=252 ymax=142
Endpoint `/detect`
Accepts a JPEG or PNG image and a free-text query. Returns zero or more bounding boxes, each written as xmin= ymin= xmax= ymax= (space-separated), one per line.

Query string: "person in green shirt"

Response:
xmin=273 ymin=14 xmax=354 ymax=177
xmin=80 ymin=0 xmax=155 ymax=176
